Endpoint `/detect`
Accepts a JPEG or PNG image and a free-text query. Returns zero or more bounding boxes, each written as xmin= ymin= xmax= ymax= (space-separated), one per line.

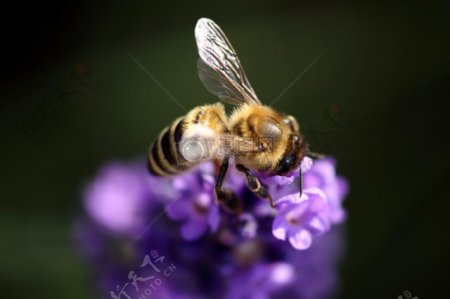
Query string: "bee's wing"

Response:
xmin=195 ymin=18 xmax=261 ymax=106
xmin=214 ymin=134 xmax=259 ymax=158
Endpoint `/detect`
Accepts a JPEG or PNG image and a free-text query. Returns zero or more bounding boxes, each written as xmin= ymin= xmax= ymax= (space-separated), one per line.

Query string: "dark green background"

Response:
xmin=2 ymin=0 xmax=450 ymax=298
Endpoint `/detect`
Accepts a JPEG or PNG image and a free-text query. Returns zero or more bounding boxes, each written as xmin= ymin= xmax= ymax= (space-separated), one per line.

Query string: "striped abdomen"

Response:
xmin=148 ymin=103 xmax=228 ymax=176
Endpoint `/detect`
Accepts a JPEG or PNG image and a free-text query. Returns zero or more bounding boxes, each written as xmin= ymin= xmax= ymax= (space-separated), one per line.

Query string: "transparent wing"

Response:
xmin=195 ymin=18 xmax=261 ymax=105
xmin=197 ymin=59 xmax=250 ymax=106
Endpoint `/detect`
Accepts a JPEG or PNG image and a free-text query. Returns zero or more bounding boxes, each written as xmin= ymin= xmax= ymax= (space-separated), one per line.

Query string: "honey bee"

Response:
xmin=148 ymin=18 xmax=321 ymax=213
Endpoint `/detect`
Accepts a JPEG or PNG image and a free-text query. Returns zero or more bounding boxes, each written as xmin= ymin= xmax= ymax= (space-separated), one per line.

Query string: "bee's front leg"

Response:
xmin=236 ymin=164 xmax=275 ymax=208
xmin=214 ymin=157 xmax=242 ymax=214
xmin=306 ymin=151 xmax=324 ymax=160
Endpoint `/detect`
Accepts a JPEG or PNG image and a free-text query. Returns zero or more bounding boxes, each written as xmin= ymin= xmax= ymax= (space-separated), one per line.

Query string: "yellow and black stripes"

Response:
xmin=148 ymin=117 xmax=189 ymax=176
xmin=148 ymin=103 xmax=229 ymax=177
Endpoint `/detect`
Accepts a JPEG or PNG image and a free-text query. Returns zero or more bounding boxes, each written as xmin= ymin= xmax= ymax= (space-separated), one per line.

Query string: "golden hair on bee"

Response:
xmin=148 ymin=103 xmax=228 ymax=177
xmin=229 ymin=104 xmax=305 ymax=174
xmin=148 ymin=18 xmax=319 ymax=213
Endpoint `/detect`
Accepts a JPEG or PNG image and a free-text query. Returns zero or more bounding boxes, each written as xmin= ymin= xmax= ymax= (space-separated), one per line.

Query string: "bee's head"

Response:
xmin=273 ymin=133 xmax=307 ymax=175
xmin=272 ymin=114 xmax=306 ymax=176
xmin=244 ymin=112 xmax=307 ymax=175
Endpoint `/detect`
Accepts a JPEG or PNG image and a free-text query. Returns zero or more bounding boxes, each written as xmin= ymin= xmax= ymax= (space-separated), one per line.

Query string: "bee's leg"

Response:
xmin=215 ymin=157 xmax=242 ymax=214
xmin=236 ymin=164 xmax=275 ymax=208
xmin=306 ymin=152 xmax=324 ymax=160
xmin=299 ymin=166 xmax=303 ymax=198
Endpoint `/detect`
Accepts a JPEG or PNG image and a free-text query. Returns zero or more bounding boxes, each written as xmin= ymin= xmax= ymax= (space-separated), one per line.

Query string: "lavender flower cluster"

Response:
xmin=74 ymin=157 xmax=348 ymax=299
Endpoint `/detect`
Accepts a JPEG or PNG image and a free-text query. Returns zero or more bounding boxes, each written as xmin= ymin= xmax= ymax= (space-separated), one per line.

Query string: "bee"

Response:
xmin=148 ymin=18 xmax=321 ymax=213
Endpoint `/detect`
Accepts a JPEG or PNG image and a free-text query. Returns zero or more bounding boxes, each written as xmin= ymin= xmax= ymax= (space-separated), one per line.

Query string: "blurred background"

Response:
xmin=1 ymin=0 xmax=450 ymax=298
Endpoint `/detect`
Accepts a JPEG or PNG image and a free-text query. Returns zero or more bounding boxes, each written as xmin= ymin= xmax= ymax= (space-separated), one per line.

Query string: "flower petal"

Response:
xmin=207 ymin=204 xmax=220 ymax=232
xmin=165 ymin=199 xmax=190 ymax=220
xmin=300 ymin=156 xmax=314 ymax=173
xmin=270 ymin=263 xmax=295 ymax=285
xmin=309 ymin=216 xmax=329 ymax=234
xmin=180 ymin=219 xmax=207 ymax=240
xmin=276 ymin=192 xmax=303 ymax=205
xmin=272 ymin=216 xmax=287 ymax=240
xmin=289 ymin=229 xmax=312 ymax=250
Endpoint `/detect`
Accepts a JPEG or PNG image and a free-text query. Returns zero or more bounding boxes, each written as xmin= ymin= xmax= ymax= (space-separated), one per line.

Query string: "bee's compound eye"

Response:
xmin=260 ymin=122 xmax=282 ymax=139
xmin=284 ymin=154 xmax=294 ymax=164
xmin=275 ymin=153 xmax=297 ymax=175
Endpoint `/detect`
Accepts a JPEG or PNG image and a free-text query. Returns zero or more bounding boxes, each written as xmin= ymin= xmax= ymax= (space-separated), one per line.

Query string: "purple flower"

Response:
xmin=272 ymin=188 xmax=328 ymax=250
xmin=278 ymin=226 xmax=345 ymax=299
xmin=75 ymin=156 xmax=349 ymax=298
xmin=304 ymin=158 xmax=348 ymax=224
xmin=83 ymin=161 xmax=154 ymax=235
xmin=255 ymin=157 xmax=314 ymax=218
xmin=258 ymin=157 xmax=348 ymax=250
xmin=226 ymin=262 xmax=295 ymax=299
xmin=166 ymin=189 xmax=220 ymax=240
xmin=166 ymin=162 xmax=220 ymax=240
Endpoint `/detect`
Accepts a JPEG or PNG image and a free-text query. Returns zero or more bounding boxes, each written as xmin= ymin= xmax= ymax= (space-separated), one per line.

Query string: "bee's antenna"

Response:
xmin=299 ymin=166 xmax=303 ymax=198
